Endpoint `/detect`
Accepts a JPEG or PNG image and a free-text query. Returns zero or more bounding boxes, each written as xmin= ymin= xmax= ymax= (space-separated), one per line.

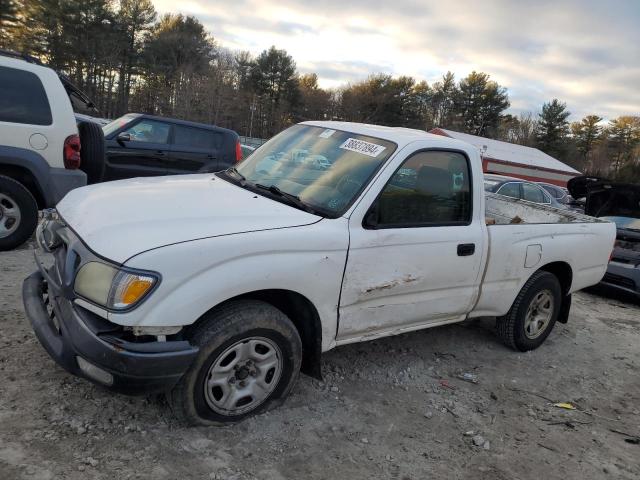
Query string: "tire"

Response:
xmin=496 ymin=270 xmax=562 ymax=351
xmin=78 ymin=121 xmax=105 ymax=184
xmin=0 ymin=175 xmax=38 ymax=251
xmin=169 ymin=300 xmax=302 ymax=426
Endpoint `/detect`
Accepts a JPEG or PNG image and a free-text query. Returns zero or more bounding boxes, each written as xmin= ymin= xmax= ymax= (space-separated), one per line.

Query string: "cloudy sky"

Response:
xmin=152 ymin=0 xmax=639 ymax=121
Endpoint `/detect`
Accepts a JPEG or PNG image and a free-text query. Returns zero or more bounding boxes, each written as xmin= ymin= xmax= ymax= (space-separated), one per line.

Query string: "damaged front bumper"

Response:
xmin=22 ymin=224 xmax=199 ymax=394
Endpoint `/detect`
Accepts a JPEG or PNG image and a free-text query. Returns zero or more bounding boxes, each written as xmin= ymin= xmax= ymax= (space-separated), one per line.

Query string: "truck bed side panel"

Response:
xmin=470 ymin=221 xmax=616 ymax=318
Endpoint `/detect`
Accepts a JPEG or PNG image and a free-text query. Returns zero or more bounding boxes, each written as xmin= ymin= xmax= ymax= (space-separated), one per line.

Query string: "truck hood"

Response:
xmin=568 ymin=176 xmax=640 ymax=219
xmin=56 ymin=174 xmax=321 ymax=263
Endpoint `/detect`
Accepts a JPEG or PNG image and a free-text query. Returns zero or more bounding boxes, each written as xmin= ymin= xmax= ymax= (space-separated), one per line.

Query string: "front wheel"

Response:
xmin=496 ymin=270 xmax=562 ymax=351
xmin=169 ymin=300 xmax=302 ymax=425
xmin=0 ymin=175 xmax=38 ymax=251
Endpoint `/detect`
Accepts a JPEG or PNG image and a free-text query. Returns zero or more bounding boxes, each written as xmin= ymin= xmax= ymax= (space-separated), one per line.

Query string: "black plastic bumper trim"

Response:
xmin=22 ymin=271 xmax=199 ymax=395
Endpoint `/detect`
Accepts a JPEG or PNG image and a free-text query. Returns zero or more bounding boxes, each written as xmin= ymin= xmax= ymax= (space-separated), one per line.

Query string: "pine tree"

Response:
xmin=0 ymin=0 xmax=20 ymax=49
xmin=607 ymin=116 xmax=640 ymax=173
xmin=455 ymin=71 xmax=509 ymax=136
xmin=570 ymin=115 xmax=602 ymax=168
xmin=536 ymin=99 xmax=570 ymax=159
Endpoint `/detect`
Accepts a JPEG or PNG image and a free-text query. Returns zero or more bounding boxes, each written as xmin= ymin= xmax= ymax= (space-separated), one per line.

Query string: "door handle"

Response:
xmin=155 ymin=151 xmax=166 ymax=157
xmin=457 ymin=243 xmax=475 ymax=256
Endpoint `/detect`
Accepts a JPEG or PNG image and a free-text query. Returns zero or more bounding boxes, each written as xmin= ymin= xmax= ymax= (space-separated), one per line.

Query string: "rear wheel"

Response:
xmin=169 ymin=300 xmax=302 ymax=425
xmin=496 ymin=270 xmax=562 ymax=351
xmin=0 ymin=175 xmax=38 ymax=251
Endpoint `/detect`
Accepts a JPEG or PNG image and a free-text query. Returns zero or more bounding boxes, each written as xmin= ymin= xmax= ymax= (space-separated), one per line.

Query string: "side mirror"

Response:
xmin=116 ymin=132 xmax=131 ymax=145
xmin=364 ymin=203 xmax=380 ymax=229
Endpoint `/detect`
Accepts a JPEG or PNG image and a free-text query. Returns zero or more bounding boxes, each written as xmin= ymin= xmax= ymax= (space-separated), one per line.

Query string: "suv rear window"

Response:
xmin=0 ymin=66 xmax=52 ymax=125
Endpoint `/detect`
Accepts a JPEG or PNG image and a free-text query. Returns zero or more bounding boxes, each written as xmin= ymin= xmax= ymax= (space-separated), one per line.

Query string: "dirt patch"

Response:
xmin=1 ymin=247 xmax=639 ymax=479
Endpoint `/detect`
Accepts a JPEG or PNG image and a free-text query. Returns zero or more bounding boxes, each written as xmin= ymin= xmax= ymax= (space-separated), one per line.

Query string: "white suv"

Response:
xmin=0 ymin=52 xmax=87 ymax=250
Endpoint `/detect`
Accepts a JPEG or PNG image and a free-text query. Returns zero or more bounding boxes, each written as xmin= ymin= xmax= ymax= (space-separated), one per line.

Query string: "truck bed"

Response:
xmin=484 ymin=192 xmax=606 ymax=225
xmin=470 ymin=192 xmax=615 ymax=319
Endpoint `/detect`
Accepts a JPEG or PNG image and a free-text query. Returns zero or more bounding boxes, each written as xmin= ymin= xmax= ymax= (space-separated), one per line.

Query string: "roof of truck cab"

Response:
xmin=301 ymin=121 xmax=470 ymax=150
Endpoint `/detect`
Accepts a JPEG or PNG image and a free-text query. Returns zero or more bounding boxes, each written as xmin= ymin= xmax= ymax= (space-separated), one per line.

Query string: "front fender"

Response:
xmin=109 ymin=219 xmax=349 ymax=352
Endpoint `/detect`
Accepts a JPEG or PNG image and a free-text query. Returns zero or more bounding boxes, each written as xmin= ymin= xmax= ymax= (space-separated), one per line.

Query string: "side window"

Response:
xmin=541 ymin=184 xmax=560 ymax=199
xmin=211 ymin=132 xmax=224 ymax=149
xmin=173 ymin=125 xmax=214 ymax=150
xmin=522 ymin=183 xmax=546 ymax=203
xmin=496 ymin=182 xmax=521 ymax=199
xmin=122 ymin=119 xmax=170 ymax=144
xmin=0 ymin=66 xmax=52 ymax=125
xmin=372 ymin=150 xmax=471 ymax=227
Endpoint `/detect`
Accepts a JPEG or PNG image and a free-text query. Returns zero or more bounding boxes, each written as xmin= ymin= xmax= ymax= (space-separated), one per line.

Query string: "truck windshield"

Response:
xmin=225 ymin=125 xmax=397 ymax=217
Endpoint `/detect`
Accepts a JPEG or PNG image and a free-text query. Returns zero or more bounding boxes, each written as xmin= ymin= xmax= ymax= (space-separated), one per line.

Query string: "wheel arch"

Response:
xmin=0 ymin=163 xmax=46 ymax=208
xmin=537 ymin=261 xmax=573 ymax=324
xmin=187 ymin=289 xmax=323 ymax=380
xmin=538 ymin=261 xmax=573 ymax=295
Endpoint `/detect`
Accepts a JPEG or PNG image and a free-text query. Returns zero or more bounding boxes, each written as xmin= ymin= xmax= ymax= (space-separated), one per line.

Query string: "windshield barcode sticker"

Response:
xmin=319 ymin=129 xmax=336 ymax=138
xmin=339 ymin=138 xmax=386 ymax=157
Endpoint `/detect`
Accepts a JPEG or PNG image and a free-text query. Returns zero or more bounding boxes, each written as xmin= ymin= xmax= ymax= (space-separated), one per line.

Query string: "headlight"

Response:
xmin=74 ymin=262 xmax=159 ymax=310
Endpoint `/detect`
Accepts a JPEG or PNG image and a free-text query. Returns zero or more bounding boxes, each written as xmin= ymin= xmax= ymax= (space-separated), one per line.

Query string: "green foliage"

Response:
xmin=0 ymin=0 xmax=20 ymax=48
xmin=607 ymin=116 xmax=640 ymax=173
xmin=536 ymin=99 xmax=571 ymax=160
xmin=5 ymin=1 xmax=638 ymax=182
xmin=454 ymin=71 xmax=510 ymax=136
xmin=571 ymin=115 xmax=602 ymax=161
xmin=340 ymin=74 xmax=425 ymax=128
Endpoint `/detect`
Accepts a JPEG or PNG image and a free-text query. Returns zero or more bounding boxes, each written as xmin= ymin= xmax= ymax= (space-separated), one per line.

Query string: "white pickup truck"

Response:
xmin=23 ymin=121 xmax=616 ymax=425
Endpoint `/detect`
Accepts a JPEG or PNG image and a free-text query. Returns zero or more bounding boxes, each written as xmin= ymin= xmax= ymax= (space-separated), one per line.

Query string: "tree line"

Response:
xmin=1 ymin=0 xmax=639 ymax=181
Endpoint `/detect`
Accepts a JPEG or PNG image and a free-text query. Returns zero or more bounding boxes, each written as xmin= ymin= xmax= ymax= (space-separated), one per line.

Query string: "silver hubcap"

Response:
xmin=0 ymin=193 xmax=22 ymax=238
xmin=204 ymin=337 xmax=283 ymax=416
xmin=524 ymin=290 xmax=554 ymax=339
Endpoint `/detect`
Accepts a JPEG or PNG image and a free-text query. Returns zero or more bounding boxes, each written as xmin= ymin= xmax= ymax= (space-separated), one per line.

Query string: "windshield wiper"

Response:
xmin=255 ymin=183 xmax=317 ymax=214
xmin=226 ymin=167 xmax=246 ymax=184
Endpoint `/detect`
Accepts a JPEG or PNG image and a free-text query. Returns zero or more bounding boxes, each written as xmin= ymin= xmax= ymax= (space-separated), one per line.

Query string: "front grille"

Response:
xmin=42 ymin=281 xmax=61 ymax=332
xmin=602 ymin=272 xmax=636 ymax=290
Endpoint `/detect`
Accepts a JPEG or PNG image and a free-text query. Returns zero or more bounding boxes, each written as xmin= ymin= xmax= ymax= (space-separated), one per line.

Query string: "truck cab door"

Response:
xmin=337 ymin=149 xmax=485 ymax=342
xmin=168 ymin=125 xmax=220 ymax=174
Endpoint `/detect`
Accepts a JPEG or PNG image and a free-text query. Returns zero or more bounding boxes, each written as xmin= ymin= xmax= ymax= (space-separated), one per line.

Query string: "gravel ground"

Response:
xmin=1 ymin=246 xmax=639 ymax=480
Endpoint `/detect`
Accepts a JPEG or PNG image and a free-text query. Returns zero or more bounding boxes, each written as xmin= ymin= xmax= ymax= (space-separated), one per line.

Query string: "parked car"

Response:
xmin=537 ymin=182 xmax=570 ymax=203
xmin=23 ymin=121 xmax=615 ymax=424
xmin=0 ymin=50 xmax=98 ymax=250
xmin=568 ymin=176 xmax=640 ymax=298
xmin=537 ymin=181 xmax=583 ymax=212
xmin=101 ymin=113 xmax=241 ymax=182
xmin=240 ymin=144 xmax=256 ymax=159
xmin=75 ymin=113 xmax=111 ymax=127
xmin=484 ymin=174 xmax=567 ymax=209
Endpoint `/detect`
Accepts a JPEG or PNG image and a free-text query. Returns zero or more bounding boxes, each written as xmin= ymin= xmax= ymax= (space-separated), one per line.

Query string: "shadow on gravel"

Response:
xmin=584 ymin=284 xmax=640 ymax=307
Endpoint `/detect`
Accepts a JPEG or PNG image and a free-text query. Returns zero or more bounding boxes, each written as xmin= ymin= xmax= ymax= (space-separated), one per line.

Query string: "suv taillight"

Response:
xmin=235 ymin=139 xmax=242 ymax=163
xmin=64 ymin=134 xmax=81 ymax=169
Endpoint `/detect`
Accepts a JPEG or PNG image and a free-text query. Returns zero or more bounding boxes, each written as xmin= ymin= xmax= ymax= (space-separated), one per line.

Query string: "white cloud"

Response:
xmin=152 ymin=0 xmax=640 ymax=120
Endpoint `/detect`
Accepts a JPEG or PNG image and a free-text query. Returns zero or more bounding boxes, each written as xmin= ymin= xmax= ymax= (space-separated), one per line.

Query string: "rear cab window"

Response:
xmin=0 ymin=66 xmax=52 ymax=125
